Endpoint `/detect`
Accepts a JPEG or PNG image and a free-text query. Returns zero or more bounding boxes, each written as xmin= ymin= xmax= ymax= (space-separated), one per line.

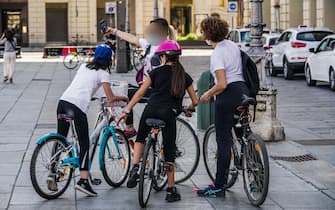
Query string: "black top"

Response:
xmin=148 ymin=65 xmax=193 ymax=113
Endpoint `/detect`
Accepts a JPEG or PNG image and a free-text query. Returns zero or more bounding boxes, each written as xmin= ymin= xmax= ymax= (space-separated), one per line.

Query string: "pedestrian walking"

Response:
xmin=0 ymin=30 xmax=17 ymax=83
xmin=197 ymin=17 xmax=250 ymax=197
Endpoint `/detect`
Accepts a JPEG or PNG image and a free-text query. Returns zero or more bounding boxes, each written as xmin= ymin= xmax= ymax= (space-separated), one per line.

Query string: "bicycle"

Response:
xmin=137 ymin=108 xmax=199 ymax=208
xmin=30 ymin=97 xmax=131 ymax=199
xmin=202 ymin=94 xmax=269 ymax=206
xmin=131 ymin=47 xmax=145 ymax=72
xmin=63 ymin=48 xmax=94 ymax=70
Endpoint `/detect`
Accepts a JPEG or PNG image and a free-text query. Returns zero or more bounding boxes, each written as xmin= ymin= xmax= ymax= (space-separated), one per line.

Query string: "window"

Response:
xmin=296 ymin=31 xmax=333 ymax=41
xmin=240 ymin=31 xmax=251 ymax=42
xmin=278 ymin=32 xmax=289 ymax=42
xmin=316 ymin=39 xmax=329 ymax=52
xmin=269 ymin=37 xmax=279 ymax=46
xmin=327 ymin=39 xmax=335 ymax=51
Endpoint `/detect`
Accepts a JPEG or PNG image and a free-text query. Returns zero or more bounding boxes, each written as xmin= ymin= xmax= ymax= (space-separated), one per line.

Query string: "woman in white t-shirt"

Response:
xmin=106 ymin=18 xmax=175 ymax=138
xmin=197 ymin=17 xmax=249 ymax=197
xmin=48 ymin=45 xmax=128 ymax=197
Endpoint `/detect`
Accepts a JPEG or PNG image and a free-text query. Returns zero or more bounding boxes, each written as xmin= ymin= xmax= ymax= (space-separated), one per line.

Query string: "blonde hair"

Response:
xmin=168 ymin=25 xmax=177 ymax=40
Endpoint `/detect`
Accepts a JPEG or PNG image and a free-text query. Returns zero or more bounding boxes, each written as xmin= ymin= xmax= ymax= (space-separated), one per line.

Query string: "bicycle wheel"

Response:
xmin=101 ymin=129 xmax=131 ymax=187
xmin=242 ymin=133 xmax=269 ymax=206
xmin=203 ymin=125 xmax=239 ymax=189
xmin=153 ymin=136 xmax=167 ymax=191
xmin=138 ymin=140 xmax=155 ymax=208
xmin=174 ymin=117 xmax=200 ymax=184
xmin=63 ymin=54 xmax=79 ymax=70
xmin=30 ymin=137 xmax=73 ymax=199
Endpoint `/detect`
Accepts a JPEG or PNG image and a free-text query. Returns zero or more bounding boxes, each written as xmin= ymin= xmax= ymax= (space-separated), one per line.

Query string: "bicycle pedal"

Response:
xmin=92 ymin=178 xmax=102 ymax=185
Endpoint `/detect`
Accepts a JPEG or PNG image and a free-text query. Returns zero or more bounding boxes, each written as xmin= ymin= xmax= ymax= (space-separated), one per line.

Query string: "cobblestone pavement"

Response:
xmin=0 ymin=51 xmax=334 ymax=209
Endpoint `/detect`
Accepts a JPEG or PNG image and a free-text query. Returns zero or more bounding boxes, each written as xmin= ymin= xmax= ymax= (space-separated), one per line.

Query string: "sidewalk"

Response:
xmin=0 ymin=58 xmax=334 ymax=209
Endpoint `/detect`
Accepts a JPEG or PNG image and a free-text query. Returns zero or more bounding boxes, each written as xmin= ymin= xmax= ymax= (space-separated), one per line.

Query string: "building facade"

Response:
xmin=242 ymin=0 xmax=335 ymax=32
xmin=1 ymin=0 xmax=334 ymax=47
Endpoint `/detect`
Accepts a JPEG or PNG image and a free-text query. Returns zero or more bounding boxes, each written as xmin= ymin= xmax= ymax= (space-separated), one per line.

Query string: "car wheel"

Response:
xmin=270 ymin=61 xmax=277 ymax=77
xmin=283 ymin=58 xmax=294 ymax=80
xmin=306 ymin=65 xmax=316 ymax=86
xmin=330 ymin=68 xmax=335 ymax=91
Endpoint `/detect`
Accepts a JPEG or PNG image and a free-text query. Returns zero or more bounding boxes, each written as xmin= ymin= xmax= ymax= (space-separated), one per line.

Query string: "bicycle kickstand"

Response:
xmin=89 ymin=173 xmax=102 ymax=185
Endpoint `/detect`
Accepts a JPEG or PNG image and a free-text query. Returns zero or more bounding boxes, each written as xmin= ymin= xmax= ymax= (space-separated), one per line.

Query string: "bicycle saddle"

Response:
xmin=145 ymin=118 xmax=166 ymax=128
xmin=57 ymin=114 xmax=74 ymax=121
xmin=241 ymin=94 xmax=257 ymax=106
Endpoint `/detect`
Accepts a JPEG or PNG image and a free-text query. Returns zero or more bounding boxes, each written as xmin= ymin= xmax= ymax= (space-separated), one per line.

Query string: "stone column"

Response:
xmin=247 ymin=0 xmax=285 ymax=141
xmin=88 ymin=0 xmax=97 ymax=44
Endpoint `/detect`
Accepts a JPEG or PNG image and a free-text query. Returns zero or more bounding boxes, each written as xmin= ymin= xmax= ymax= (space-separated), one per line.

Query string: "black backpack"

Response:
xmin=240 ymin=50 xmax=260 ymax=98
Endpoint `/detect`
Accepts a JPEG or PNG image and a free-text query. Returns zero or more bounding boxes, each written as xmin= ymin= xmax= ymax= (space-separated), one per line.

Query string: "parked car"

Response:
xmin=262 ymin=33 xmax=280 ymax=51
xmin=227 ymin=28 xmax=270 ymax=51
xmin=305 ymin=34 xmax=335 ymax=91
xmin=271 ymin=26 xmax=334 ymax=79
xmin=262 ymin=33 xmax=280 ymax=76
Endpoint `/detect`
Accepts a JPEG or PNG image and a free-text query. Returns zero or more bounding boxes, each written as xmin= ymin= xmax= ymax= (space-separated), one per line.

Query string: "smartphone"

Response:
xmin=99 ymin=20 xmax=108 ymax=34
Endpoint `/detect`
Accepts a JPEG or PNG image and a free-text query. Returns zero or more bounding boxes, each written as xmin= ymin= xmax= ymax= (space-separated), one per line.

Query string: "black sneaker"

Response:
xmin=127 ymin=165 xmax=139 ymax=188
xmin=166 ymin=187 xmax=181 ymax=202
xmin=75 ymin=179 xmax=97 ymax=197
xmin=46 ymin=175 xmax=58 ymax=192
xmin=196 ymin=183 xmax=225 ymax=197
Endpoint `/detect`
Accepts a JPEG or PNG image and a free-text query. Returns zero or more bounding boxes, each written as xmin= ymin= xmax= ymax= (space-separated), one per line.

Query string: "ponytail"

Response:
xmin=170 ymin=59 xmax=186 ymax=98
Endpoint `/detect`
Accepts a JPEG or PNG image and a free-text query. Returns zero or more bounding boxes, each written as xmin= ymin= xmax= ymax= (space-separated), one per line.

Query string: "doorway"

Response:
xmin=46 ymin=3 xmax=68 ymax=43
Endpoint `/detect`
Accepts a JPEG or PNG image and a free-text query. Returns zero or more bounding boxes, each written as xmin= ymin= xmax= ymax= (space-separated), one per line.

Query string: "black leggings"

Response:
xmin=135 ymin=105 xmax=177 ymax=162
xmin=126 ymin=85 xmax=152 ymax=125
xmin=214 ymin=81 xmax=249 ymax=187
xmin=57 ymin=100 xmax=90 ymax=171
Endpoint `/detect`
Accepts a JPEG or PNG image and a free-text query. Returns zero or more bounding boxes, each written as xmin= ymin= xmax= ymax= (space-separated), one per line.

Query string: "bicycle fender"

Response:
xmin=36 ymin=133 xmax=70 ymax=145
xmin=36 ymin=133 xmax=75 ymax=157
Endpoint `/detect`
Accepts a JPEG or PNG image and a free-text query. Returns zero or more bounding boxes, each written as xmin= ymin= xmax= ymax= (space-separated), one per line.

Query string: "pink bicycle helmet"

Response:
xmin=155 ymin=40 xmax=182 ymax=56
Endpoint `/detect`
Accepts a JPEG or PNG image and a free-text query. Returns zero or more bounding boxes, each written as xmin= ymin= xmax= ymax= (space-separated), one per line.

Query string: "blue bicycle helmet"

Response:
xmin=94 ymin=44 xmax=113 ymax=63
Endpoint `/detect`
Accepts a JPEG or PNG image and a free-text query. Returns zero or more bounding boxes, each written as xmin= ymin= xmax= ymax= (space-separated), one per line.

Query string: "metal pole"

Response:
xmin=154 ymin=0 xmax=159 ymax=18
xmin=75 ymin=0 xmax=79 ymax=45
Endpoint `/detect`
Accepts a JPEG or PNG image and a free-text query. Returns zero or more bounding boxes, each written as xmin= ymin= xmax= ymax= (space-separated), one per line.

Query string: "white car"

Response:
xmin=271 ymin=27 xmax=333 ymax=79
xmin=227 ymin=28 xmax=270 ymax=51
xmin=262 ymin=33 xmax=280 ymax=51
xmin=305 ymin=35 xmax=335 ymax=91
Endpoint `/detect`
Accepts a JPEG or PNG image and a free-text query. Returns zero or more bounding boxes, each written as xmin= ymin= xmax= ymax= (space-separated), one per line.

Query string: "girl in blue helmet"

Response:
xmin=48 ymin=45 xmax=128 ymax=197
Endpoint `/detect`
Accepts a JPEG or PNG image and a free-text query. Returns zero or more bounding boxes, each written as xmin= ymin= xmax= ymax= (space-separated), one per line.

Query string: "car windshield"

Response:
xmin=269 ymin=37 xmax=279 ymax=46
xmin=241 ymin=31 xmax=252 ymax=42
xmin=296 ymin=31 xmax=334 ymax=41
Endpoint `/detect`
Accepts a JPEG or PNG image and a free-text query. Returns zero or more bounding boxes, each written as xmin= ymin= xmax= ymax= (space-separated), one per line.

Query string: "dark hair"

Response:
xmin=4 ymin=30 xmax=14 ymax=42
xmin=165 ymin=55 xmax=186 ymax=98
xmin=86 ymin=61 xmax=111 ymax=73
xmin=150 ymin=18 xmax=169 ymax=35
xmin=200 ymin=17 xmax=229 ymax=42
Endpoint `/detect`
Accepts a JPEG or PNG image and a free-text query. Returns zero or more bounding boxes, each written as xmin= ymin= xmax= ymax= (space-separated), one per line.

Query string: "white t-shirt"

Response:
xmin=210 ymin=40 xmax=244 ymax=84
xmin=61 ymin=64 xmax=110 ymax=113
xmin=139 ymin=38 xmax=159 ymax=82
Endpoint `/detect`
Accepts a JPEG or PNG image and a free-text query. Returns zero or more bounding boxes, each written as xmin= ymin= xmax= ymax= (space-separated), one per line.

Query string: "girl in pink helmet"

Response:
xmin=118 ymin=40 xmax=198 ymax=202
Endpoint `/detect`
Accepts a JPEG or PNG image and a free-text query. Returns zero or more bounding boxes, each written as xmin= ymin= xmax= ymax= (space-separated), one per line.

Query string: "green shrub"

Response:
xmin=177 ymin=33 xmax=201 ymax=41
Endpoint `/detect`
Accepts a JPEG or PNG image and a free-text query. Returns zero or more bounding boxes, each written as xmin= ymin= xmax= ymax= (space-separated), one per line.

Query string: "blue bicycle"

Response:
xmin=30 ymin=97 xmax=131 ymax=199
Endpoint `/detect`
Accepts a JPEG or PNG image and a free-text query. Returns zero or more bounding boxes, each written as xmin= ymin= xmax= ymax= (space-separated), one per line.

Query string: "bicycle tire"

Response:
xmin=203 ymin=125 xmax=239 ymax=189
xmin=101 ymin=129 xmax=131 ymax=187
xmin=242 ymin=133 xmax=269 ymax=206
xmin=138 ymin=140 xmax=155 ymax=208
xmin=63 ymin=54 xmax=79 ymax=70
xmin=30 ymin=137 xmax=73 ymax=199
xmin=174 ymin=117 xmax=200 ymax=184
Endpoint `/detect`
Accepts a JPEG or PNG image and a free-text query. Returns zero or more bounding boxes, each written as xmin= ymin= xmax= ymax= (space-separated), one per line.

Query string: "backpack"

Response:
xmin=240 ymin=50 xmax=260 ymax=98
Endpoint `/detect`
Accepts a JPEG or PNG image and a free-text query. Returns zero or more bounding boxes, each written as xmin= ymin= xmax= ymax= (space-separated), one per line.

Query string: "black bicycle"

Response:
xmin=203 ymin=95 xmax=269 ymax=206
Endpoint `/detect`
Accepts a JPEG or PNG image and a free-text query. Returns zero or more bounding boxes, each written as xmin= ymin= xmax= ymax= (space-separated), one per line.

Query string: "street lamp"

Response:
xmin=247 ymin=0 xmax=285 ymax=141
